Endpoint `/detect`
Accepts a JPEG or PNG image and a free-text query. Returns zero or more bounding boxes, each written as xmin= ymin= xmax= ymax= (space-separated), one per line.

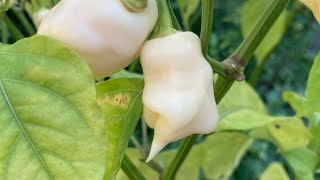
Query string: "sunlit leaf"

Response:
xmin=282 ymin=91 xmax=306 ymax=117
xmin=201 ymin=132 xmax=253 ymax=180
xmin=218 ymin=81 xmax=267 ymax=116
xmin=96 ymin=78 xmax=144 ymax=180
xmin=0 ymin=35 xmax=107 ymax=179
xmin=260 ymin=163 xmax=290 ymax=180
xmin=217 ymin=109 xmax=288 ymax=131
xmin=267 ymin=119 xmax=312 ymax=152
xmin=283 ymin=148 xmax=319 ymax=180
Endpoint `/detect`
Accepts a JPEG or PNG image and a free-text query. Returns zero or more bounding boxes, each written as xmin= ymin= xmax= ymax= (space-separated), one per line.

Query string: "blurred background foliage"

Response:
xmin=1 ymin=0 xmax=320 ymax=179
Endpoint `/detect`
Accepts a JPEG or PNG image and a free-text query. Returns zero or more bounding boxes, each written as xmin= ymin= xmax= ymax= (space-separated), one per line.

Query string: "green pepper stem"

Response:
xmin=153 ymin=0 xmax=176 ymax=37
xmin=121 ymin=154 xmax=147 ymax=180
xmin=121 ymin=0 xmax=147 ymax=12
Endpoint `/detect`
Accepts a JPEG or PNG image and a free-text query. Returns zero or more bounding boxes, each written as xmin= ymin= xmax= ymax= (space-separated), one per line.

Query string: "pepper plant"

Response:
xmin=0 ymin=0 xmax=319 ymax=180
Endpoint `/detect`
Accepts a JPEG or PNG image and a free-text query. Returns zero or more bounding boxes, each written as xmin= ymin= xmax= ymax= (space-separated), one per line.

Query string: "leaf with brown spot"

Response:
xmin=96 ymin=78 xmax=144 ymax=180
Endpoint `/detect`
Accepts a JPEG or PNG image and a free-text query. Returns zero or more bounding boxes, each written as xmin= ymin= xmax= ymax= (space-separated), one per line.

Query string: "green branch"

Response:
xmin=163 ymin=0 xmax=291 ymax=179
xmin=121 ymin=154 xmax=147 ymax=180
xmin=3 ymin=13 xmax=24 ymax=40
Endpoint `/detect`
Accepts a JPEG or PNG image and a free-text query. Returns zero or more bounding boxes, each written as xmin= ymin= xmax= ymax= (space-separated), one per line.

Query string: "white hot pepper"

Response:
xmin=141 ymin=31 xmax=219 ymax=162
xmin=38 ymin=0 xmax=158 ymax=78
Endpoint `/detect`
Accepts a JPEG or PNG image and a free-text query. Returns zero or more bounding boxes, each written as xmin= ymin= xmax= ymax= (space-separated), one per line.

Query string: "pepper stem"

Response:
xmin=153 ymin=0 xmax=176 ymax=37
xmin=121 ymin=0 xmax=147 ymax=12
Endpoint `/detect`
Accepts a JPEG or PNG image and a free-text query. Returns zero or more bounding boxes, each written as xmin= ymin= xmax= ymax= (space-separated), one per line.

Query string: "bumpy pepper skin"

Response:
xmin=300 ymin=0 xmax=320 ymax=23
xmin=37 ymin=0 xmax=158 ymax=78
xmin=33 ymin=9 xmax=50 ymax=28
xmin=141 ymin=32 xmax=219 ymax=162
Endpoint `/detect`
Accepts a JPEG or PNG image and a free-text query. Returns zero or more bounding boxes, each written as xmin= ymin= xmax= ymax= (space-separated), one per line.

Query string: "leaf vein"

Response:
xmin=0 ymin=80 xmax=54 ymax=179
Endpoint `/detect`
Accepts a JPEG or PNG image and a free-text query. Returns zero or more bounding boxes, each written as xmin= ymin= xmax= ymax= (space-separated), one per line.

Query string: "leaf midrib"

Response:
xmin=0 ymin=80 xmax=54 ymax=179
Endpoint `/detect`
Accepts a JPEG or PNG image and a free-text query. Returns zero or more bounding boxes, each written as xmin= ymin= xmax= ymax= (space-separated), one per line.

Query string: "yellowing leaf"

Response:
xmin=0 ymin=35 xmax=107 ymax=180
xmin=96 ymin=78 xmax=144 ymax=180
xmin=267 ymin=119 xmax=312 ymax=152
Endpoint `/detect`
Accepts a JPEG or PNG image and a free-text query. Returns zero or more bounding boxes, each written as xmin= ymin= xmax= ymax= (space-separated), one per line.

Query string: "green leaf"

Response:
xmin=267 ymin=119 xmax=312 ymax=152
xmin=0 ymin=0 xmax=10 ymax=16
xmin=161 ymin=146 xmax=203 ymax=180
xmin=202 ymin=132 xmax=253 ymax=180
xmin=305 ymin=52 xmax=320 ymax=118
xmin=260 ymin=162 xmax=290 ymax=180
xmin=283 ymin=148 xmax=319 ymax=180
xmin=96 ymin=78 xmax=144 ymax=180
xmin=282 ymin=91 xmax=306 ymax=117
xmin=0 ymin=35 xmax=106 ymax=179
xmin=308 ymin=113 xmax=320 ymax=152
xmin=119 ymin=132 xmax=252 ymax=180
xmin=217 ymin=109 xmax=288 ymax=131
xmin=116 ymin=149 xmax=159 ymax=180
xmin=218 ymin=81 xmax=267 ymax=116
xmin=111 ymin=70 xmax=143 ymax=79
xmin=241 ymin=0 xmax=289 ymax=64
xmin=176 ymin=0 xmax=200 ymax=29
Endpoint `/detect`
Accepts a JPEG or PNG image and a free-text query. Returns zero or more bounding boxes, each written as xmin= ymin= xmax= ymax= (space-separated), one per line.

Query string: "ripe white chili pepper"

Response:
xmin=37 ymin=0 xmax=158 ymax=78
xmin=141 ymin=31 xmax=219 ymax=162
xmin=300 ymin=0 xmax=320 ymax=22
xmin=32 ymin=8 xmax=50 ymax=28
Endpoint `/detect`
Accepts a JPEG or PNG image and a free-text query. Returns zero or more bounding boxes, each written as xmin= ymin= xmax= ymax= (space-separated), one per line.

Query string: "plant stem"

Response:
xmin=163 ymin=0 xmax=290 ymax=179
xmin=200 ymin=0 xmax=213 ymax=56
xmin=142 ymin=118 xmax=149 ymax=154
xmin=248 ymin=0 xmax=298 ymax=85
xmin=163 ymin=135 xmax=197 ymax=180
xmin=0 ymin=21 xmax=9 ymax=43
xmin=131 ymin=135 xmax=164 ymax=176
xmin=156 ymin=0 xmax=176 ymax=36
xmin=3 ymin=13 xmax=24 ymax=40
xmin=200 ymin=0 xmax=245 ymax=81
xmin=121 ymin=154 xmax=147 ymax=180
xmin=166 ymin=0 xmax=182 ymax=30
xmin=11 ymin=8 xmax=36 ymax=36
xmin=216 ymin=0 xmax=291 ymax=98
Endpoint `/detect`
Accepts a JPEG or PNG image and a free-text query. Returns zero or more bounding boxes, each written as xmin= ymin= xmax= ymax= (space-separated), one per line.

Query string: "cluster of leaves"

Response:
xmin=0 ymin=0 xmax=320 ymax=180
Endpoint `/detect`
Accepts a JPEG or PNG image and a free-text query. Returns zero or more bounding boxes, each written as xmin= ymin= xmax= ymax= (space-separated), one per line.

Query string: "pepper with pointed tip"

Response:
xmin=141 ymin=31 xmax=219 ymax=162
xmin=37 ymin=0 xmax=158 ymax=78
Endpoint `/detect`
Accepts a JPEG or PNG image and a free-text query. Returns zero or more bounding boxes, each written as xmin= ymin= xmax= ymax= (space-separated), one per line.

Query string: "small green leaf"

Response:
xmin=96 ymin=78 xmax=144 ymax=180
xmin=176 ymin=0 xmax=200 ymax=29
xmin=305 ymin=52 xmax=320 ymax=118
xmin=260 ymin=163 xmax=290 ymax=180
xmin=283 ymin=148 xmax=319 ymax=180
xmin=218 ymin=81 xmax=267 ymax=115
xmin=282 ymin=91 xmax=306 ymax=117
xmin=241 ymin=0 xmax=289 ymax=64
xmin=202 ymin=132 xmax=253 ymax=180
xmin=267 ymin=119 xmax=312 ymax=152
xmin=0 ymin=35 xmax=107 ymax=179
xmin=111 ymin=70 xmax=143 ymax=79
